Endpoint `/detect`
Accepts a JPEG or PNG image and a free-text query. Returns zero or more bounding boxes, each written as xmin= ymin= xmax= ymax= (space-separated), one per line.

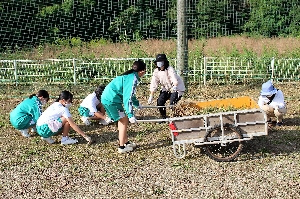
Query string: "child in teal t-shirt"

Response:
xmin=101 ymin=60 xmax=146 ymax=154
xmin=10 ymin=90 xmax=49 ymax=137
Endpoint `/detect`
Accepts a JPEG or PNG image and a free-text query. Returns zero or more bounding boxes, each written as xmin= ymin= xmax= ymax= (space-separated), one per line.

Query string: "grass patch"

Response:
xmin=0 ymin=83 xmax=300 ymax=198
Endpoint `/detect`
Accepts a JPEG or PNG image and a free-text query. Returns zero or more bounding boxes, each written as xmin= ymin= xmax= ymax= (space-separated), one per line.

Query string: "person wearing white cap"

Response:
xmin=258 ymin=80 xmax=287 ymax=126
xmin=148 ymin=54 xmax=186 ymax=119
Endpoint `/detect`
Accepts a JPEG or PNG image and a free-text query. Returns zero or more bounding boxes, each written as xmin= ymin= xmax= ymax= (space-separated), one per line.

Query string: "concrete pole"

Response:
xmin=177 ymin=0 xmax=188 ymax=89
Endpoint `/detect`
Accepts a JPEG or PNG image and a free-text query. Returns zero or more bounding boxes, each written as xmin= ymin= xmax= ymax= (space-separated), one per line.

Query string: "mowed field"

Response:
xmin=0 ymin=82 xmax=299 ymax=198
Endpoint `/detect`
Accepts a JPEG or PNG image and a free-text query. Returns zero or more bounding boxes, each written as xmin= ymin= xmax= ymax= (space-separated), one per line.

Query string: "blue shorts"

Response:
xmin=36 ymin=118 xmax=63 ymax=138
xmin=101 ymin=102 xmax=125 ymax=122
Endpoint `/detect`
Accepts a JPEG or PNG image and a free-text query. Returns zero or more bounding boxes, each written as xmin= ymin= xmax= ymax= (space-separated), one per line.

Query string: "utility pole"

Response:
xmin=177 ymin=0 xmax=188 ymax=90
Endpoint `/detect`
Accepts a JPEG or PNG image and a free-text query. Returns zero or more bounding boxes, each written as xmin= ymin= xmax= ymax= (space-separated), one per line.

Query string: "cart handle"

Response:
xmin=141 ymin=105 xmax=175 ymax=109
xmin=137 ymin=118 xmax=169 ymax=123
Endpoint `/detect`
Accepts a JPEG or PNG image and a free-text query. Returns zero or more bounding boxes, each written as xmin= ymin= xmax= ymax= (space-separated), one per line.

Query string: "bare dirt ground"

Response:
xmin=0 ymin=82 xmax=299 ymax=198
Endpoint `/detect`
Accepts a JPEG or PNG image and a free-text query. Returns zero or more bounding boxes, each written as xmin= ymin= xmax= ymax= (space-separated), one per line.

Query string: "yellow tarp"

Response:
xmin=190 ymin=96 xmax=259 ymax=110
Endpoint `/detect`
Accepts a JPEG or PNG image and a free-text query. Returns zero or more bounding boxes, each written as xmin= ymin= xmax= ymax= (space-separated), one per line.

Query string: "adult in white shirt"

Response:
xmin=36 ymin=90 xmax=92 ymax=145
xmin=78 ymin=85 xmax=111 ymax=126
xmin=258 ymin=80 xmax=287 ymax=126
xmin=148 ymin=54 xmax=186 ymax=119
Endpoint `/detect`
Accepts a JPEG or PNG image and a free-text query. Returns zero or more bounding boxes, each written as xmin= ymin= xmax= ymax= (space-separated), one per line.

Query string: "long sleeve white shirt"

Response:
xmin=150 ymin=66 xmax=186 ymax=94
xmin=258 ymin=90 xmax=286 ymax=109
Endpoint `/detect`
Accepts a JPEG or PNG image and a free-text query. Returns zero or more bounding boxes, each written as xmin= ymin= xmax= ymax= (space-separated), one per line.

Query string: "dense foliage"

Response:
xmin=0 ymin=0 xmax=300 ymax=51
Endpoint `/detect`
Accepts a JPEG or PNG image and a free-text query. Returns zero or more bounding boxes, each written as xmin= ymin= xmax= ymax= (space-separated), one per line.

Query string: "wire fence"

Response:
xmin=1 ymin=0 xmax=299 ymax=49
xmin=1 ymin=57 xmax=300 ymax=86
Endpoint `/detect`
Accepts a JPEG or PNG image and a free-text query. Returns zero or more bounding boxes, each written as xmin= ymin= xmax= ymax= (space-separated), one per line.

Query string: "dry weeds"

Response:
xmin=25 ymin=36 xmax=300 ymax=60
xmin=0 ymin=82 xmax=299 ymax=198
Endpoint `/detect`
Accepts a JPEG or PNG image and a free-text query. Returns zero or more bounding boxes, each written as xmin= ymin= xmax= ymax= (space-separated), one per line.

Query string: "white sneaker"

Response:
xmin=99 ymin=119 xmax=109 ymax=125
xmin=61 ymin=137 xmax=78 ymax=145
xmin=41 ymin=137 xmax=55 ymax=144
xmin=118 ymin=145 xmax=133 ymax=153
xmin=99 ymin=117 xmax=112 ymax=125
xmin=105 ymin=117 xmax=112 ymax=123
xmin=20 ymin=129 xmax=30 ymax=137
xmin=81 ymin=117 xmax=90 ymax=125
xmin=125 ymin=142 xmax=137 ymax=148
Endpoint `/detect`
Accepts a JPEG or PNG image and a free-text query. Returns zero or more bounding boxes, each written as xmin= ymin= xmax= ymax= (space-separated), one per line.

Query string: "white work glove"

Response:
xmin=129 ymin=117 xmax=137 ymax=124
xmin=84 ymin=135 xmax=94 ymax=145
xmin=148 ymin=95 xmax=153 ymax=104
xmin=137 ymin=104 xmax=143 ymax=110
xmin=172 ymin=86 xmax=177 ymax=92
xmin=84 ymin=135 xmax=92 ymax=142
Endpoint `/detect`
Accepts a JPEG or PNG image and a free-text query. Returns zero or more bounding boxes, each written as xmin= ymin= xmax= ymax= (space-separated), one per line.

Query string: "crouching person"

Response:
xmin=36 ymin=90 xmax=92 ymax=145
xmin=258 ymin=80 xmax=287 ymax=126
xmin=78 ymin=85 xmax=112 ymax=126
xmin=148 ymin=54 xmax=186 ymax=119
xmin=10 ymin=90 xmax=49 ymax=137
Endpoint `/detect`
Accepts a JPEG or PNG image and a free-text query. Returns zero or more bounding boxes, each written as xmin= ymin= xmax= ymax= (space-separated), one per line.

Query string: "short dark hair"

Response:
xmin=56 ymin=90 xmax=73 ymax=103
xmin=95 ymin=85 xmax=106 ymax=100
xmin=29 ymin=90 xmax=49 ymax=101
xmin=122 ymin=59 xmax=146 ymax=75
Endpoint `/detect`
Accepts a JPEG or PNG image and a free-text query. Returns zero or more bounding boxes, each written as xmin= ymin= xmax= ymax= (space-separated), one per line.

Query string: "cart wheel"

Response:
xmin=173 ymin=143 xmax=186 ymax=158
xmin=203 ymin=124 xmax=243 ymax=162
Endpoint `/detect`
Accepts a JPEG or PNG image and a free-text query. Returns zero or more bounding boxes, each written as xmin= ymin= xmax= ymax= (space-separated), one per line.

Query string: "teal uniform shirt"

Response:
xmin=101 ymin=72 xmax=140 ymax=119
xmin=10 ymin=96 xmax=43 ymax=130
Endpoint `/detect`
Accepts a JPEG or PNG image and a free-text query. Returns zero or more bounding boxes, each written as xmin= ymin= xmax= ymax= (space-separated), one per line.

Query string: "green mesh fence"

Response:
xmin=0 ymin=0 xmax=299 ymax=49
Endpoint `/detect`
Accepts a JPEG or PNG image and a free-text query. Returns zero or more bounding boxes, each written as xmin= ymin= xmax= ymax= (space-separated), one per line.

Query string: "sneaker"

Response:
xmin=61 ymin=137 xmax=78 ymax=145
xmin=125 ymin=141 xmax=137 ymax=148
xmin=20 ymin=129 xmax=30 ymax=137
xmin=81 ymin=117 xmax=90 ymax=125
xmin=105 ymin=117 xmax=112 ymax=124
xmin=276 ymin=122 xmax=283 ymax=126
xmin=31 ymin=127 xmax=36 ymax=133
xmin=99 ymin=117 xmax=112 ymax=125
xmin=41 ymin=137 xmax=55 ymax=144
xmin=118 ymin=145 xmax=133 ymax=153
xmin=99 ymin=119 xmax=109 ymax=125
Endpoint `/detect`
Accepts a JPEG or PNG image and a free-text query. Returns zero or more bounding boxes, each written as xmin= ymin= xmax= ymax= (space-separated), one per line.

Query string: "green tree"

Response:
xmin=243 ymin=0 xmax=300 ymax=37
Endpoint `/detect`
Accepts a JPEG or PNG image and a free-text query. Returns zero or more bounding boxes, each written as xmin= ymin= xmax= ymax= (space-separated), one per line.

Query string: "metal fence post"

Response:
xmin=271 ymin=57 xmax=275 ymax=81
xmin=73 ymin=58 xmax=76 ymax=85
xmin=203 ymin=57 xmax=207 ymax=85
xmin=14 ymin=60 xmax=18 ymax=85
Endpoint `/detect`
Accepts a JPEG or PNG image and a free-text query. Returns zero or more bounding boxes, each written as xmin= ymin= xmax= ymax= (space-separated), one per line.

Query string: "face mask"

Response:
xmin=65 ymin=103 xmax=72 ymax=108
xmin=157 ymin=61 xmax=164 ymax=67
